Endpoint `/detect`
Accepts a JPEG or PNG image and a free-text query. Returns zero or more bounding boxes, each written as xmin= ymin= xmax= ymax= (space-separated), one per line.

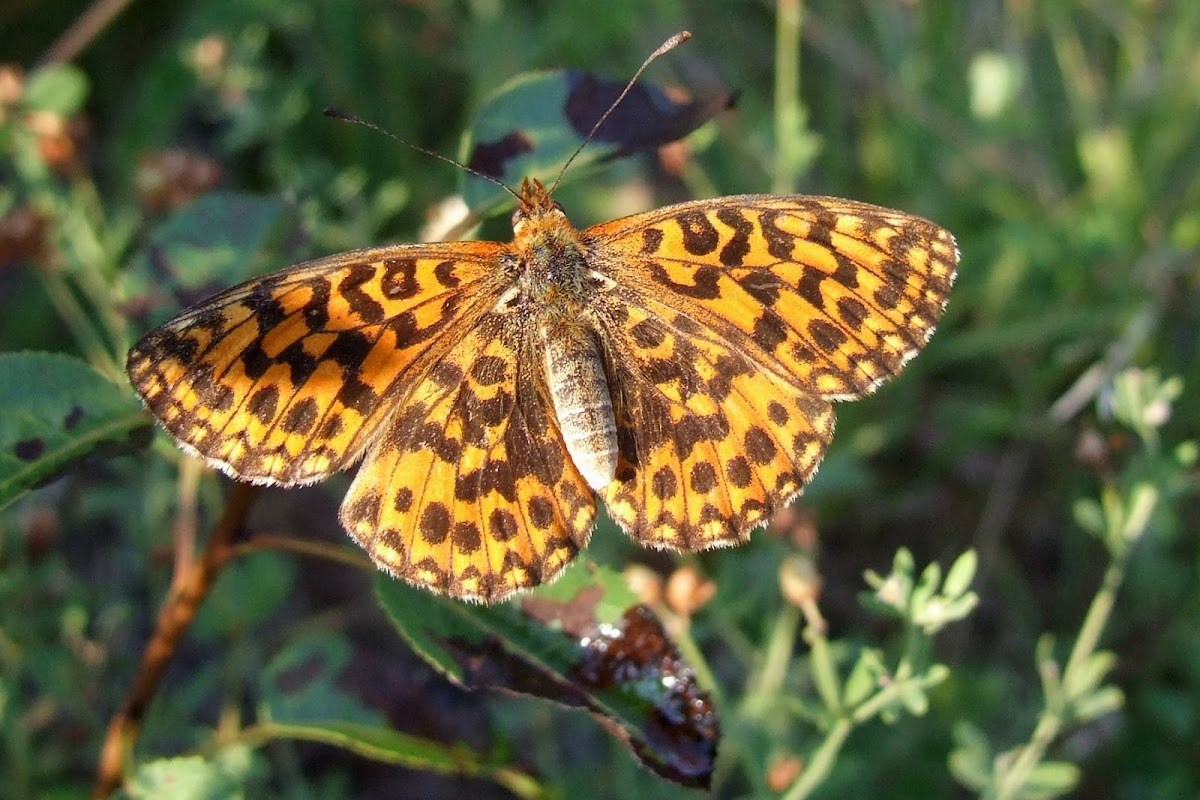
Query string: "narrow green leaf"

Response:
xmin=843 ymin=649 xmax=882 ymax=708
xmin=923 ymin=663 xmax=952 ymax=686
xmin=258 ymin=722 xmax=543 ymax=799
xmin=942 ymin=550 xmax=978 ymax=597
xmin=1071 ymin=498 xmax=1105 ymax=536
xmin=1018 ymin=760 xmax=1081 ymax=800
xmin=898 ymin=681 xmax=930 ymax=716
xmin=1070 ymin=685 xmax=1124 ymax=723
xmin=910 ymin=560 xmax=942 ymax=612
xmin=0 ymin=352 xmax=151 ymax=510
xmin=1063 ymin=650 xmax=1117 ymax=700
xmin=947 ymin=721 xmax=993 ymax=791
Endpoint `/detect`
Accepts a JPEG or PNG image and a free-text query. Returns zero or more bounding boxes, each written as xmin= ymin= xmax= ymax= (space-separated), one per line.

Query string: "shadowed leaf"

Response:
xmin=121 ymin=192 xmax=295 ymax=329
xmin=260 ymin=632 xmax=385 ymax=727
xmin=377 ymin=558 xmax=720 ymax=788
xmin=0 ymin=352 xmax=151 ymax=510
xmin=257 ymin=632 xmax=542 ymax=797
xmin=461 ymin=68 xmax=734 ymax=214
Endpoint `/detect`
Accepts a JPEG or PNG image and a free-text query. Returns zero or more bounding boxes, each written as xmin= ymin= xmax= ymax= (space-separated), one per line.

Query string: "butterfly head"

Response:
xmin=512 ymin=177 xmax=568 ymax=237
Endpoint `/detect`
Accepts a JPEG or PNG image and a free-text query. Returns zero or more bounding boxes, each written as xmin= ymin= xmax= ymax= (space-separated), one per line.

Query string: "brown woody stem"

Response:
xmin=92 ymin=482 xmax=259 ymax=798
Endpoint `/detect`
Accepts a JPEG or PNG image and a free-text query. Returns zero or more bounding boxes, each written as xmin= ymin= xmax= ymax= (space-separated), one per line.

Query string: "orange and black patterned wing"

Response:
xmin=587 ymin=195 xmax=957 ymax=400
xmin=339 ymin=313 xmax=596 ymax=603
xmin=596 ymin=298 xmax=834 ymax=549
xmin=585 ymin=195 xmax=957 ymax=549
xmin=126 ymin=243 xmax=508 ymax=486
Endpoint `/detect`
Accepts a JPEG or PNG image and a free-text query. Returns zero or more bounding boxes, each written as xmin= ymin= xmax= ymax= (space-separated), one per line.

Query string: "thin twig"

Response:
xmin=39 ymin=0 xmax=135 ymax=66
xmin=171 ymin=458 xmax=202 ymax=589
xmin=235 ymin=533 xmax=374 ymax=572
xmin=92 ymin=482 xmax=259 ymax=798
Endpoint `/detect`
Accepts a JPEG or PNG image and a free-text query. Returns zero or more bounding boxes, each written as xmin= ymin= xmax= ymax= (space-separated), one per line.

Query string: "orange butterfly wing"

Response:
xmin=340 ymin=313 xmax=596 ymax=603
xmin=126 ymin=243 xmax=506 ymax=486
xmin=583 ymin=195 xmax=957 ymax=548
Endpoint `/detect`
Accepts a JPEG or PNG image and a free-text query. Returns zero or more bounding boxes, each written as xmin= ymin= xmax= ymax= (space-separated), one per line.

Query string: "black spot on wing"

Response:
xmin=715 ymin=207 xmax=753 ymax=267
xmin=675 ymin=210 xmax=719 ymax=256
xmin=381 ymin=257 xmax=420 ymax=299
xmin=649 ymin=263 xmax=722 ymax=300
xmin=338 ymin=263 xmax=385 ymax=324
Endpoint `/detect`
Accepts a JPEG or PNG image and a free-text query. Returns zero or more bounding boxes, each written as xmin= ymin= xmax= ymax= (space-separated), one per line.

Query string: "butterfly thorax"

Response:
xmin=511 ymin=178 xmax=591 ymax=304
xmin=508 ymin=177 xmax=619 ymax=493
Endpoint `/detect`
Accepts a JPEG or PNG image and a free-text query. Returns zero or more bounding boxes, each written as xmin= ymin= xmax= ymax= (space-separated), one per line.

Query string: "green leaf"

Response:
xmin=843 ymin=648 xmax=885 ymax=708
xmin=924 ymin=663 xmax=951 ymax=686
xmin=898 ymin=679 xmax=930 ymax=716
xmin=193 ymin=552 xmax=296 ymax=641
xmin=910 ymin=560 xmax=942 ymax=612
xmin=253 ymin=634 xmax=542 ymax=798
xmin=1120 ymin=482 xmax=1159 ymax=542
xmin=23 ymin=64 xmax=89 ymax=115
xmin=259 ymin=631 xmax=384 ymax=727
xmin=1070 ymin=685 xmax=1124 ymax=723
xmin=376 ymin=558 xmax=720 ymax=789
xmin=942 ymin=550 xmax=978 ymax=597
xmin=257 ymin=722 xmax=542 ymax=799
xmin=1017 ymin=760 xmax=1081 ymax=800
xmin=1071 ymin=498 xmax=1105 ymax=537
xmin=947 ymin=722 xmax=993 ymax=791
xmin=121 ymin=192 xmax=295 ymax=330
xmin=0 ymin=352 xmax=151 ymax=510
xmin=460 ymin=68 xmax=733 ymax=216
xmin=121 ymin=747 xmax=259 ymax=800
xmin=1063 ymin=650 xmax=1117 ymax=701
xmin=1035 ymin=634 xmax=1063 ymax=704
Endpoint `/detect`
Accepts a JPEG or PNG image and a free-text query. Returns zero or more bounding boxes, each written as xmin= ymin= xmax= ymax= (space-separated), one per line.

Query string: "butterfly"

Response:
xmin=126 ymin=171 xmax=957 ymax=603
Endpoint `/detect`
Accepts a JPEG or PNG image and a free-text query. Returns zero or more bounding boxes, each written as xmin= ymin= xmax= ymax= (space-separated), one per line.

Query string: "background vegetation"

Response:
xmin=1 ymin=0 xmax=1197 ymax=798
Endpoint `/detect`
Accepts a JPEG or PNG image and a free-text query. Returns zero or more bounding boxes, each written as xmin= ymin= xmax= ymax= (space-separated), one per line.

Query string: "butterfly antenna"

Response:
xmin=323 ymin=107 xmax=522 ymax=204
xmin=548 ymin=30 xmax=692 ymax=196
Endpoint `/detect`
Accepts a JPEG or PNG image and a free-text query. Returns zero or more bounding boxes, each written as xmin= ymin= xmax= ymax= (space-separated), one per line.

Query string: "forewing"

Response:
xmin=126 ymin=242 xmax=507 ymax=485
xmin=585 ymin=195 xmax=958 ymax=399
xmin=339 ymin=313 xmax=597 ymax=603
xmin=598 ymin=300 xmax=834 ymax=549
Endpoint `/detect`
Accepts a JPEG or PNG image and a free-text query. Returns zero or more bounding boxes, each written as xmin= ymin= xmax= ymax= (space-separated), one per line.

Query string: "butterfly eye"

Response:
xmin=511 ymin=208 xmax=525 ymax=229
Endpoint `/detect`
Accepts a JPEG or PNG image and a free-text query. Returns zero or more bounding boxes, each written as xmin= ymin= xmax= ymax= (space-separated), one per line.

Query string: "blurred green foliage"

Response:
xmin=1 ymin=1 xmax=1198 ymax=798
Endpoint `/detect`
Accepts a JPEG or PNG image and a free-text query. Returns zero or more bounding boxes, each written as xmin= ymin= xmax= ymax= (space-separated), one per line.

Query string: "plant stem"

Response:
xmin=734 ymin=600 xmax=804 ymax=728
xmin=37 ymin=269 xmax=122 ymax=383
xmin=782 ymin=717 xmax=852 ymax=800
xmin=773 ymin=0 xmax=804 ymax=194
xmin=1061 ymin=558 xmax=1125 ymax=683
xmin=92 ymin=482 xmax=259 ymax=798
xmin=993 ymin=557 xmax=1126 ymax=799
xmin=669 ymin=617 xmax=727 ymax=711
xmin=236 ymin=533 xmax=375 ymax=572
xmin=799 ymin=596 xmax=840 ymax=713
